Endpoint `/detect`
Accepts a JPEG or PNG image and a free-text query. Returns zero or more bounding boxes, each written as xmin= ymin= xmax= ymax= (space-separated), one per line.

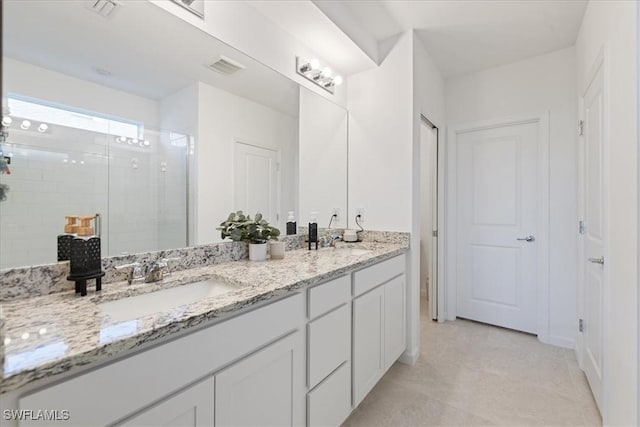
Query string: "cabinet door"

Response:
xmin=352 ymin=286 xmax=385 ymax=406
xmin=384 ymin=275 xmax=406 ymax=369
xmin=118 ymin=377 xmax=214 ymax=427
xmin=215 ymin=332 xmax=305 ymax=427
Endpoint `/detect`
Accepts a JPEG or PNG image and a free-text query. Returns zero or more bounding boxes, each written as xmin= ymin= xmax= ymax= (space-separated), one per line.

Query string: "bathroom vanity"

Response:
xmin=0 ymin=242 xmax=408 ymax=427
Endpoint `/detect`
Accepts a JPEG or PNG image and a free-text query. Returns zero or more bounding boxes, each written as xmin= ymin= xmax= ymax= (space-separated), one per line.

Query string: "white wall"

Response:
xmin=445 ymin=47 xmax=578 ymax=347
xmin=196 ymin=82 xmax=297 ymax=245
xmin=347 ymin=31 xmax=446 ymax=363
xmin=411 ymin=34 xmax=447 ymax=360
xmin=149 ymin=0 xmax=347 ymax=108
xmin=347 ymin=33 xmax=413 ymax=232
xmin=299 ymin=87 xmax=348 ymax=228
xmin=575 ymin=1 xmax=638 ymax=424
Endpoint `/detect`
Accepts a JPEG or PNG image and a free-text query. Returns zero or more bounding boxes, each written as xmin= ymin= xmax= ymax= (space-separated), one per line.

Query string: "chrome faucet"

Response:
xmin=144 ymin=257 xmax=181 ymax=283
xmin=115 ymin=262 xmax=144 ymax=285
xmin=144 ymin=259 xmax=168 ymax=283
xmin=115 ymin=257 xmax=180 ymax=285
xmin=319 ymin=234 xmax=343 ymax=248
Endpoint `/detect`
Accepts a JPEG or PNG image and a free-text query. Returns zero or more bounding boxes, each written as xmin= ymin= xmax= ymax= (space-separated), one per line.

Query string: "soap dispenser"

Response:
xmin=308 ymin=212 xmax=318 ymax=250
xmin=286 ymin=211 xmax=297 ymax=235
xmin=67 ymin=214 xmax=105 ymax=296
xmin=57 ymin=215 xmax=79 ymax=261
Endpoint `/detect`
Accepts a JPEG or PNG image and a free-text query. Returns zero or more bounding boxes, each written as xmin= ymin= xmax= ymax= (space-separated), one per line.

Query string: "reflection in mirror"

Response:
xmin=0 ymin=0 xmax=347 ymax=270
xmin=299 ymin=87 xmax=348 ymax=229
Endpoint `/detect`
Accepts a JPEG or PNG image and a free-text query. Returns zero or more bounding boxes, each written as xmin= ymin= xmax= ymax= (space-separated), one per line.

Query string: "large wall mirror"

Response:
xmin=0 ymin=0 xmax=348 ymax=269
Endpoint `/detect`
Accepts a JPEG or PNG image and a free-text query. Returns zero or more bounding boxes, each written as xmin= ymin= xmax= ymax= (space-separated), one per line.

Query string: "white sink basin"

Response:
xmin=99 ymin=279 xmax=240 ymax=323
xmin=323 ymin=247 xmax=372 ymax=256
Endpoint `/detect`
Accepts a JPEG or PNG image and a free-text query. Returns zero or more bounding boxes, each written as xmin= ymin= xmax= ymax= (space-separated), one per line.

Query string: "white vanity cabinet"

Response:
xmin=215 ymin=331 xmax=305 ymax=427
xmin=117 ymin=377 xmax=215 ymax=427
xmin=352 ymin=255 xmax=406 ymax=406
xmin=7 ymin=252 xmax=408 ymax=427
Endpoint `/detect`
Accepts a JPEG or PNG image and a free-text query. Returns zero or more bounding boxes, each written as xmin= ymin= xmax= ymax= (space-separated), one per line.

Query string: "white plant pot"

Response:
xmin=270 ymin=241 xmax=285 ymax=260
xmin=249 ymin=243 xmax=268 ymax=261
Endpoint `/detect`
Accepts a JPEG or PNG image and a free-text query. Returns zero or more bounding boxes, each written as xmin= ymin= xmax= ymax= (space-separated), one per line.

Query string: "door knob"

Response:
xmin=516 ymin=235 xmax=535 ymax=242
xmin=588 ymin=257 xmax=605 ymax=265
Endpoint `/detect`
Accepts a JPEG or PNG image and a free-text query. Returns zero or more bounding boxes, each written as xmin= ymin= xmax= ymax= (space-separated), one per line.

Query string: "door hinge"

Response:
xmin=432 ymin=230 xmax=438 ymax=237
xmin=276 ymin=162 xmax=281 ymax=172
xmin=579 ymin=318 xmax=584 ymax=333
xmin=578 ymin=120 xmax=584 ymax=136
xmin=578 ymin=220 xmax=586 ymax=235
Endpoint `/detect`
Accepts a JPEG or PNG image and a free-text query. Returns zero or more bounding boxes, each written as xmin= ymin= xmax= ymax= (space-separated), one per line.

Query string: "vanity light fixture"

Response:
xmin=20 ymin=120 xmax=31 ymax=130
xmin=296 ymin=57 xmax=343 ymax=94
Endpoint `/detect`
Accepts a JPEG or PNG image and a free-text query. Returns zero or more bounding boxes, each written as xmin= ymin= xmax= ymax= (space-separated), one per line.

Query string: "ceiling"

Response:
xmin=246 ymin=0 xmax=377 ymax=76
xmin=315 ymin=0 xmax=588 ymax=78
xmin=3 ymin=0 xmax=299 ymax=117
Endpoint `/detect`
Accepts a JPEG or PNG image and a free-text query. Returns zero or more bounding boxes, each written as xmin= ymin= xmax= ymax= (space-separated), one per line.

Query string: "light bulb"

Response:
xmin=21 ymin=332 xmax=30 ymax=340
xmin=333 ymin=76 xmax=343 ymax=86
xmin=117 ymin=136 xmax=127 ymax=143
xmin=321 ymin=67 xmax=332 ymax=78
xmin=309 ymin=58 xmax=319 ymax=69
xmin=143 ymin=140 xmax=150 ymax=147
xmin=1 ymin=116 xmax=12 ymax=127
xmin=37 ymin=123 xmax=48 ymax=133
xmin=39 ymin=328 xmax=47 ymax=335
xmin=20 ymin=120 xmax=31 ymax=130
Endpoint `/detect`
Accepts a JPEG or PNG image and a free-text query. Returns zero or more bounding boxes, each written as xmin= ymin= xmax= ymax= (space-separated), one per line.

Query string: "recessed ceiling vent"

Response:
xmin=88 ymin=0 xmax=119 ymax=18
xmin=207 ymin=56 xmax=246 ymax=75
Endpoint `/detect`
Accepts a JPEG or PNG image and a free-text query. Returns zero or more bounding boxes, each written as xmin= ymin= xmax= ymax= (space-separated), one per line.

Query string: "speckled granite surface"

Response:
xmin=0 ymin=240 xmax=408 ymax=394
xmin=0 ymin=234 xmax=311 ymax=302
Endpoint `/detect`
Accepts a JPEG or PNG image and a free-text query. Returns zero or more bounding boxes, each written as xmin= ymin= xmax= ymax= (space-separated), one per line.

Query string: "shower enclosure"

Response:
xmin=0 ymin=96 xmax=191 ymax=269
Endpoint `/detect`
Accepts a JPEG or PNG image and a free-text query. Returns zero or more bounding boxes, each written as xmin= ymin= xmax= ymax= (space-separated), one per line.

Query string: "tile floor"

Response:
xmin=343 ymin=298 xmax=602 ymax=426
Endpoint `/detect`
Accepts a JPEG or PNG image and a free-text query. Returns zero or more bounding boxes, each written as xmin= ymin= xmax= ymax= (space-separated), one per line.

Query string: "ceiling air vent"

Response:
xmin=88 ymin=0 xmax=119 ymax=18
xmin=207 ymin=56 xmax=246 ymax=75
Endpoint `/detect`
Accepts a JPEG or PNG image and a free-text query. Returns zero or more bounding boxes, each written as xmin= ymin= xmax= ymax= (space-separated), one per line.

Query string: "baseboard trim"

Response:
xmin=538 ymin=333 xmax=575 ymax=349
xmin=399 ymin=346 xmax=419 ymax=366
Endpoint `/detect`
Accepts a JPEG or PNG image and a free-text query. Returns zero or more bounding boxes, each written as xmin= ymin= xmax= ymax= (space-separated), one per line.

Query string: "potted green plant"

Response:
xmin=217 ymin=211 xmax=281 ymax=261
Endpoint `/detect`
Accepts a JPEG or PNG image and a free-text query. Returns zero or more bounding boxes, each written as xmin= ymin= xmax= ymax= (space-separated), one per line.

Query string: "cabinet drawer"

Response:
xmin=307 ymin=362 xmax=351 ymax=427
xmin=308 ymin=275 xmax=350 ymax=319
xmin=308 ymin=304 xmax=350 ymax=389
xmin=353 ymin=254 xmax=405 ymax=297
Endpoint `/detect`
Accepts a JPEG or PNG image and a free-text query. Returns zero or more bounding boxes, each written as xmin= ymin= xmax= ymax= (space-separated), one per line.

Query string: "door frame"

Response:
xmin=445 ymin=112 xmax=551 ymax=342
xmin=576 ymin=47 xmax=610 ymax=418
xmin=419 ymin=115 xmax=444 ymax=322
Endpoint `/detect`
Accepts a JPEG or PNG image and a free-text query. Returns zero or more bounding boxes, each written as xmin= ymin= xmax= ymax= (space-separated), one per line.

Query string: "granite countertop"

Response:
xmin=0 ymin=241 xmax=407 ymax=394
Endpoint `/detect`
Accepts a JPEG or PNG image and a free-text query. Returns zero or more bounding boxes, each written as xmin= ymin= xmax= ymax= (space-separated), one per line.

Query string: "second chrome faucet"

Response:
xmin=115 ymin=257 xmax=180 ymax=285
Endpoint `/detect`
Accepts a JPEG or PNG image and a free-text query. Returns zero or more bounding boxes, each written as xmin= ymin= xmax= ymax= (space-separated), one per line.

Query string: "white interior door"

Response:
xmin=580 ymin=63 xmax=605 ymax=413
xmin=234 ymin=142 xmax=279 ymax=224
xmin=456 ymin=121 xmax=539 ymax=333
